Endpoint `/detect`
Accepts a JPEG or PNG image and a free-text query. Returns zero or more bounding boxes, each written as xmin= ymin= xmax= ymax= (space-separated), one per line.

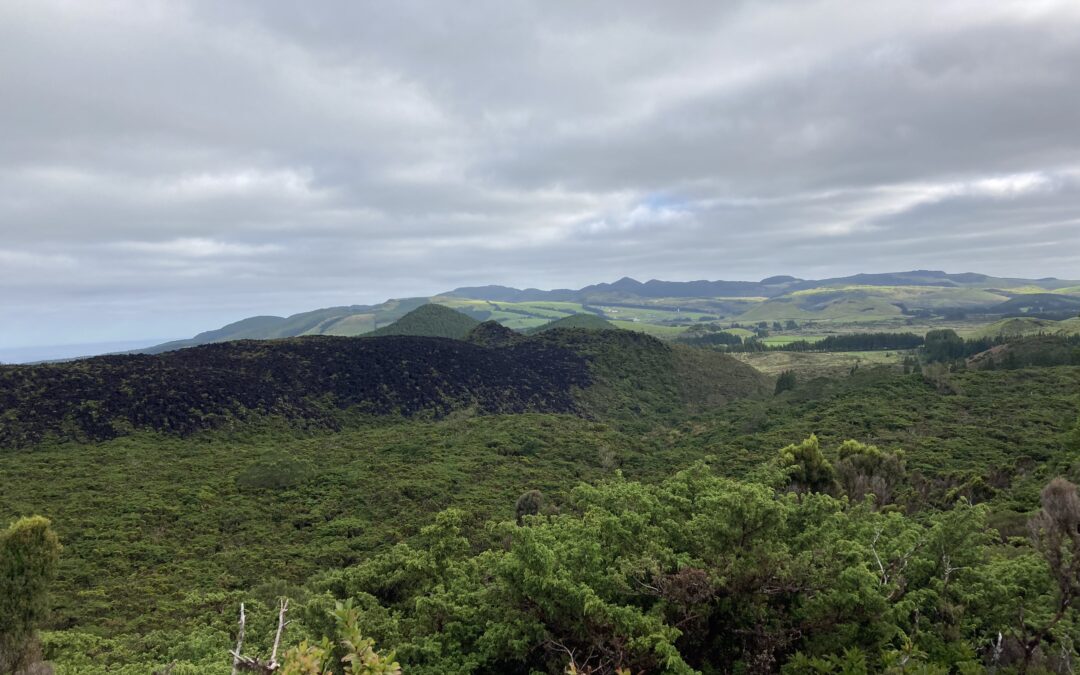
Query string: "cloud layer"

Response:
xmin=2 ymin=0 xmax=1079 ymax=347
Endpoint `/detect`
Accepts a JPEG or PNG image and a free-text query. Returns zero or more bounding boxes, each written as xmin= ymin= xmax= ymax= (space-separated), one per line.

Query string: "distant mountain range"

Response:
xmin=446 ymin=270 xmax=1075 ymax=302
xmin=137 ymin=270 xmax=1080 ymax=354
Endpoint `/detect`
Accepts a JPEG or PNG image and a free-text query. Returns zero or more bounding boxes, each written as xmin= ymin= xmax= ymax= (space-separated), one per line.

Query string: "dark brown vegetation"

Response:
xmin=0 ymin=335 xmax=591 ymax=447
xmin=0 ymin=328 xmax=769 ymax=448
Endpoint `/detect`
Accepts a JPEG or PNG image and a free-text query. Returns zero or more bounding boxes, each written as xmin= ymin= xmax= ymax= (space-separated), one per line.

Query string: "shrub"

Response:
xmin=236 ymin=455 xmax=316 ymax=491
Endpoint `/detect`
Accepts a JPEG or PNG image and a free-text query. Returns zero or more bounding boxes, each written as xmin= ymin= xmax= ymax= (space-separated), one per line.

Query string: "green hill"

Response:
xmin=135 ymin=271 xmax=1080 ymax=355
xmin=969 ymin=316 xmax=1080 ymax=340
xmin=1062 ymin=317 xmax=1080 ymax=334
xmin=365 ymin=303 xmax=480 ymax=339
xmin=991 ymin=293 xmax=1080 ymax=316
xmin=145 ymin=297 xmax=430 ymax=353
xmin=533 ymin=327 xmax=769 ymax=421
xmin=967 ymin=335 xmax=1080 ymax=369
xmin=529 ymin=313 xmax=614 ymax=333
xmin=968 ymin=317 xmax=1064 ymax=339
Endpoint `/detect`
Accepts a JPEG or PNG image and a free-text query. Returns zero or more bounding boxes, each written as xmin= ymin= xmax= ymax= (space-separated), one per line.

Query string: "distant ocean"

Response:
xmin=0 ymin=339 xmax=171 ymax=364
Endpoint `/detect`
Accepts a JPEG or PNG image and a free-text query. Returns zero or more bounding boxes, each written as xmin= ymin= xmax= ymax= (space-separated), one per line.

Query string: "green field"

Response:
xmin=139 ymin=274 xmax=1080 ymax=357
xmin=760 ymin=334 xmax=828 ymax=346
xmin=607 ymin=319 xmax=689 ymax=337
xmin=731 ymin=349 xmax=908 ymax=377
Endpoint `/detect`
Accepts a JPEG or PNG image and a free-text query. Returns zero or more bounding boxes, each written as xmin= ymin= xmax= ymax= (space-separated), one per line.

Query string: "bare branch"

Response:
xmin=871 ymin=529 xmax=888 ymax=585
xmin=226 ymin=600 xmax=291 ymax=674
xmin=269 ymin=598 xmax=290 ymax=667
xmin=232 ymin=603 xmax=246 ymax=675
xmin=228 ymin=652 xmax=276 ymax=673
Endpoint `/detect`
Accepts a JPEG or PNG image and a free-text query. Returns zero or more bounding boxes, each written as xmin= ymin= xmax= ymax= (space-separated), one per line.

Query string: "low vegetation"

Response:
xmin=4 ymin=313 xmax=1080 ymax=673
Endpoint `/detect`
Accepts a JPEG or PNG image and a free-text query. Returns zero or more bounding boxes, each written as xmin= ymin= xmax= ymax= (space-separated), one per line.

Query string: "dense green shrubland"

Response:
xmin=2 ymin=347 xmax=1079 ymax=672
xmin=307 ymin=463 xmax=1060 ymax=674
xmin=19 ymin=452 xmax=1080 ymax=673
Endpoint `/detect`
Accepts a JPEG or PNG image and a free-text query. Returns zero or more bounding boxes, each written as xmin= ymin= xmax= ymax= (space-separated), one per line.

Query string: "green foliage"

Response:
xmin=300 ymin=464 xmax=1026 ymax=673
xmin=236 ymin=454 xmax=317 ymax=492
xmin=3 ymin=364 xmax=1079 ymax=671
xmin=778 ymin=435 xmax=835 ymax=494
xmin=1 ymin=516 xmax=61 ymax=674
xmin=281 ymin=600 xmax=401 ymax=675
xmin=730 ymin=332 xmax=924 ymax=354
xmin=775 ymin=369 xmax=797 ymax=395
xmin=833 ymin=440 xmax=905 ymax=507
xmin=514 ymin=490 xmax=544 ymax=524
xmin=923 ymin=329 xmax=966 ymax=363
xmin=3 ymin=327 xmax=1080 ymax=672
xmin=969 ymin=334 xmax=1080 ymax=370
xmin=532 ymin=328 xmax=769 ymax=424
xmin=676 ymin=329 xmax=743 ymax=348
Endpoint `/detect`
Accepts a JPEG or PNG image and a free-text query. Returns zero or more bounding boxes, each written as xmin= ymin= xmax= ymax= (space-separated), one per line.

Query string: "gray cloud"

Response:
xmin=1 ymin=0 xmax=1079 ymax=348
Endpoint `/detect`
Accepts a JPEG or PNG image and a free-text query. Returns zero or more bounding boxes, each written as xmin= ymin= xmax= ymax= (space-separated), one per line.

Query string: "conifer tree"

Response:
xmin=1 ymin=516 xmax=61 ymax=675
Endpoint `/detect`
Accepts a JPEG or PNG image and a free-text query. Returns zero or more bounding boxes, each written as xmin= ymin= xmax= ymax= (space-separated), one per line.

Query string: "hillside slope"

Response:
xmin=990 ymin=293 xmax=1080 ymax=316
xmin=144 ymin=298 xmax=430 ymax=353
xmin=529 ymin=313 xmax=614 ymax=333
xmin=365 ymin=303 xmax=479 ymax=339
xmin=0 ymin=330 xmax=768 ymax=447
xmin=533 ymin=328 xmax=770 ymax=421
xmin=0 ymin=336 xmax=590 ymax=447
xmin=967 ymin=317 xmax=1073 ymax=339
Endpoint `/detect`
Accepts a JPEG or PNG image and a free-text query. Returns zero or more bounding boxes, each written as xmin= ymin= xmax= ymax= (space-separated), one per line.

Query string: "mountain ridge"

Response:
xmin=133 ymin=270 xmax=1080 ymax=355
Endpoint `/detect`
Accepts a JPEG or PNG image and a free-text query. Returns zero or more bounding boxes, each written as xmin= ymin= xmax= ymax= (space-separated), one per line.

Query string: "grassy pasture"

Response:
xmin=730 ymin=349 xmax=909 ymax=377
xmin=608 ymin=319 xmax=689 ymax=337
xmin=760 ymin=335 xmax=828 ymax=346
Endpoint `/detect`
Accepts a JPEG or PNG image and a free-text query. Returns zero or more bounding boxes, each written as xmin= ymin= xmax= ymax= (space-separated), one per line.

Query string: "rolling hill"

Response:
xmin=366 ymin=303 xmax=480 ymax=339
xmin=143 ymin=297 xmax=431 ymax=353
xmin=990 ymin=293 xmax=1080 ymax=317
xmin=528 ymin=313 xmax=614 ymax=333
xmin=967 ymin=334 xmax=1080 ymax=369
xmin=134 ymin=270 xmax=1080 ymax=355
xmin=966 ymin=317 xmax=1076 ymax=339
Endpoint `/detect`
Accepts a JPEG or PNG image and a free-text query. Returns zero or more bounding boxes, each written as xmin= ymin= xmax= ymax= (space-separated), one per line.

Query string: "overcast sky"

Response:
xmin=2 ymin=0 xmax=1079 ymax=350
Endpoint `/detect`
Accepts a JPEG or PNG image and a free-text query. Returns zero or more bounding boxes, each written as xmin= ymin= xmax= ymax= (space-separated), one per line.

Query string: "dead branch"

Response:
xmin=231 ymin=603 xmax=246 ymax=675
xmin=227 ymin=599 xmax=291 ymax=673
xmin=270 ymin=598 xmax=290 ymax=666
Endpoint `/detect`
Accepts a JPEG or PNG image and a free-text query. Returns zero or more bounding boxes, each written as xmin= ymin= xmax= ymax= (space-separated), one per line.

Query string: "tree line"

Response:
xmin=680 ymin=332 xmax=926 ymax=353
